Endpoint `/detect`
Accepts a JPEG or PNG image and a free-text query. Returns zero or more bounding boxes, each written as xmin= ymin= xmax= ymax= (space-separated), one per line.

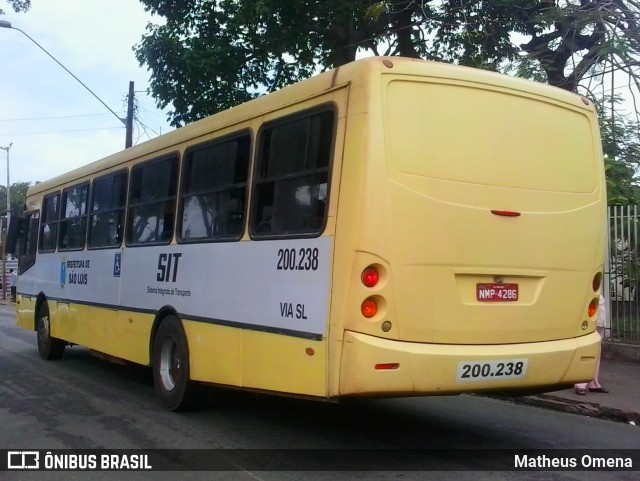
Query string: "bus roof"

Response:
xmin=26 ymin=56 xmax=593 ymax=197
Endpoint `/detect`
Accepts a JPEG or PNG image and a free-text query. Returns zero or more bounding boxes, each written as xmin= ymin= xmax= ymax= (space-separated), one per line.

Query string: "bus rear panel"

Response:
xmin=333 ymin=59 xmax=604 ymax=397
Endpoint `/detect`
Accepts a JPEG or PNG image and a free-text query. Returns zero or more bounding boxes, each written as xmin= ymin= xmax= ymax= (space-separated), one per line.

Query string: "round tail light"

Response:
xmin=361 ymin=266 xmax=379 ymax=288
xmin=361 ymin=298 xmax=378 ymax=318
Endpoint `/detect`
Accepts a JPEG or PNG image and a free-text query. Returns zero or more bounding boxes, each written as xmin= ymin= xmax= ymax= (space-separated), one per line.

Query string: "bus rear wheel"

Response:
xmin=152 ymin=315 xmax=202 ymax=411
xmin=36 ymin=303 xmax=65 ymax=360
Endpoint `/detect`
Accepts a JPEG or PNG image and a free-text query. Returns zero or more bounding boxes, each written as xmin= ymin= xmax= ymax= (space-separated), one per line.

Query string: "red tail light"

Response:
xmin=588 ymin=298 xmax=599 ymax=317
xmin=361 ymin=266 xmax=379 ymax=288
xmin=361 ymin=299 xmax=378 ymax=318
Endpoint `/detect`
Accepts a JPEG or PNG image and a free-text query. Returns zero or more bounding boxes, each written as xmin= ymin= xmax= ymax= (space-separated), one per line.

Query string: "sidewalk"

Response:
xmin=0 ymin=298 xmax=637 ymax=423
xmin=512 ymin=353 xmax=640 ymax=425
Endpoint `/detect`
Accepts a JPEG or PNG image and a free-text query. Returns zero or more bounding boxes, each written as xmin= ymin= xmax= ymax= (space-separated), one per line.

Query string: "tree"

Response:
xmin=135 ymin=0 xmax=379 ymax=125
xmin=135 ymin=1 xmax=640 ymax=203
xmin=135 ymin=1 xmax=640 ymax=126
xmin=0 ymin=1 xmax=31 ymax=15
xmin=595 ymin=98 xmax=640 ymax=204
xmin=0 ymin=181 xmax=32 ymax=217
xmin=432 ymin=1 xmax=640 ymax=92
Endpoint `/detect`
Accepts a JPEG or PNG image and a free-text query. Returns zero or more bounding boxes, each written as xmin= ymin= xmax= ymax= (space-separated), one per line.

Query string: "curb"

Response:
xmin=500 ymin=394 xmax=639 ymax=425
xmin=602 ymin=341 xmax=640 ymax=363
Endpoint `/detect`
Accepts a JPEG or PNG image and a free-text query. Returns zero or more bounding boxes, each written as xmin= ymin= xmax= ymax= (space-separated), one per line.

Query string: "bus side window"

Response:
xmin=26 ymin=213 xmax=39 ymax=257
xmin=251 ymin=108 xmax=334 ymax=238
xmin=88 ymin=171 xmax=127 ymax=249
xmin=39 ymin=192 xmax=60 ymax=252
xmin=7 ymin=211 xmax=39 ymax=274
xmin=180 ymin=133 xmax=251 ymax=242
xmin=160 ymin=204 xmax=175 ymax=241
xmin=127 ymin=156 xmax=179 ymax=245
xmin=59 ymin=183 xmax=89 ymax=251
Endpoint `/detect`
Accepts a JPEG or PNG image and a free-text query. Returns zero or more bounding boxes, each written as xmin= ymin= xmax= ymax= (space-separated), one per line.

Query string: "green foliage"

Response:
xmin=136 ymin=0 xmax=378 ymax=126
xmin=605 ymin=157 xmax=640 ymax=205
xmin=136 ymin=1 xmax=640 ymax=126
xmin=135 ymin=1 xmax=640 ymax=206
xmin=595 ymin=99 xmax=640 ymax=205
xmin=0 ymin=181 xmax=31 ymax=217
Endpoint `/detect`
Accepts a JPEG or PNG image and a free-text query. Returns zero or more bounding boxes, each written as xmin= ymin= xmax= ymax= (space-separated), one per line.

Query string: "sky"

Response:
xmin=0 ymin=0 xmax=172 ymax=186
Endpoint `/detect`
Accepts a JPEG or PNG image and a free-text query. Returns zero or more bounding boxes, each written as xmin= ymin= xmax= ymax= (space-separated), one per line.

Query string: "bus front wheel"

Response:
xmin=36 ymin=303 xmax=65 ymax=360
xmin=152 ymin=316 xmax=201 ymax=411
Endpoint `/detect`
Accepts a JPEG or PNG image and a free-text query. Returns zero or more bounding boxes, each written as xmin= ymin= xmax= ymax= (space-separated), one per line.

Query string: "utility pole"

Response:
xmin=0 ymin=142 xmax=11 ymax=301
xmin=125 ymin=81 xmax=134 ymax=149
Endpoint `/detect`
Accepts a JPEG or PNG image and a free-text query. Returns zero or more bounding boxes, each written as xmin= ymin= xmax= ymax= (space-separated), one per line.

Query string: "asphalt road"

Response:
xmin=0 ymin=303 xmax=638 ymax=481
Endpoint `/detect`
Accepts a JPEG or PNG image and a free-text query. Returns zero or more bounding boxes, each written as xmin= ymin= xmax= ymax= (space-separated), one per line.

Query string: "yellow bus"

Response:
xmin=8 ymin=56 xmax=606 ymax=411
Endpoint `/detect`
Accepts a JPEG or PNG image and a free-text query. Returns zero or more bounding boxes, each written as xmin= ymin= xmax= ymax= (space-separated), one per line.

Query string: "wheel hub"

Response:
xmin=159 ymin=338 xmax=181 ymax=392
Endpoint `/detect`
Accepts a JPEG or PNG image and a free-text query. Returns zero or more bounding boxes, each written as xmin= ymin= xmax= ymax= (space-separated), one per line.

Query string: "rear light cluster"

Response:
xmin=360 ymin=265 xmax=385 ymax=321
xmin=588 ymin=272 xmax=603 ymax=318
xmin=360 ymin=265 xmax=398 ymax=371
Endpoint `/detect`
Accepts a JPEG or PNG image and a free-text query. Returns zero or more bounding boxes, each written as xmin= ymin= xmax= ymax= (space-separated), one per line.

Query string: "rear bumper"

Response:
xmin=339 ymin=330 xmax=601 ymax=396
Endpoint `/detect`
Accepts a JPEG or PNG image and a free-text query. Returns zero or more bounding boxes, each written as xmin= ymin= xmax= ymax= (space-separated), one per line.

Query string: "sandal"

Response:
xmin=575 ymin=388 xmax=587 ymax=395
xmin=588 ymin=387 xmax=609 ymax=393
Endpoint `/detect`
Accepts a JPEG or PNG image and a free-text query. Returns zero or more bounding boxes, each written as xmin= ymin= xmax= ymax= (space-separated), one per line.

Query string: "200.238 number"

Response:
xmin=456 ymin=359 xmax=528 ymax=382
xmin=277 ymin=248 xmax=319 ymax=271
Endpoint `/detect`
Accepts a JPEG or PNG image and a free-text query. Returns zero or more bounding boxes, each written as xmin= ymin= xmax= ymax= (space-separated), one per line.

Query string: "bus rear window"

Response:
xmin=251 ymin=108 xmax=334 ymax=238
xmin=385 ymin=80 xmax=597 ymax=193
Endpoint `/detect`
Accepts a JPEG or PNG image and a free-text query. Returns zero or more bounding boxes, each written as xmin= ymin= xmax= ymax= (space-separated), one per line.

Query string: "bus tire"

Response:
xmin=152 ymin=315 xmax=201 ymax=411
xmin=36 ymin=303 xmax=65 ymax=360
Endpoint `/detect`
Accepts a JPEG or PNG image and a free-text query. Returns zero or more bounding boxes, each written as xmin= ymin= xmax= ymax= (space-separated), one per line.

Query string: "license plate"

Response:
xmin=476 ymin=283 xmax=518 ymax=302
xmin=456 ymin=359 xmax=528 ymax=382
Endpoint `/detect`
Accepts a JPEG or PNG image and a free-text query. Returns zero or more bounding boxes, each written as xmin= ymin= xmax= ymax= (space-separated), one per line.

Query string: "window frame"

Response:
xmin=18 ymin=209 xmax=40 ymax=274
xmin=58 ymin=181 xmax=90 ymax=252
xmin=177 ymin=129 xmax=253 ymax=245
xmin=249 ymin=104 xmax=336 ymax=240
xmin=38 ymin=191 xmax=61 ymax=253
xmin=87 ymin=169 xmax=128 ymax=250
xmin=125 ymin=154 xmax=180 ymax=247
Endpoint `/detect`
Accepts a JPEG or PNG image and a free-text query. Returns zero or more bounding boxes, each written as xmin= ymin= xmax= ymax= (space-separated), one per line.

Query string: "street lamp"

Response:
xmin=0 ymin=20 xmax=133 ymax=147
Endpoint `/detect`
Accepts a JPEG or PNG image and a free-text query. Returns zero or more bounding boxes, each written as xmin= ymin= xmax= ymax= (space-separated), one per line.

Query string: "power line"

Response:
xmin=0 ymin=126 xmax=123 ymax=136
xmin=0 ymin=113 xmax=112 ymax=122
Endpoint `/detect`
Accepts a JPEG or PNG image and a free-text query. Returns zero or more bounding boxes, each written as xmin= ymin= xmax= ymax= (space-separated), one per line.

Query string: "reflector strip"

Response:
xmin=491 ymin=210 xmax=521 ymax=217
xmin=375 ymin=363 xmax=400 ymax=370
